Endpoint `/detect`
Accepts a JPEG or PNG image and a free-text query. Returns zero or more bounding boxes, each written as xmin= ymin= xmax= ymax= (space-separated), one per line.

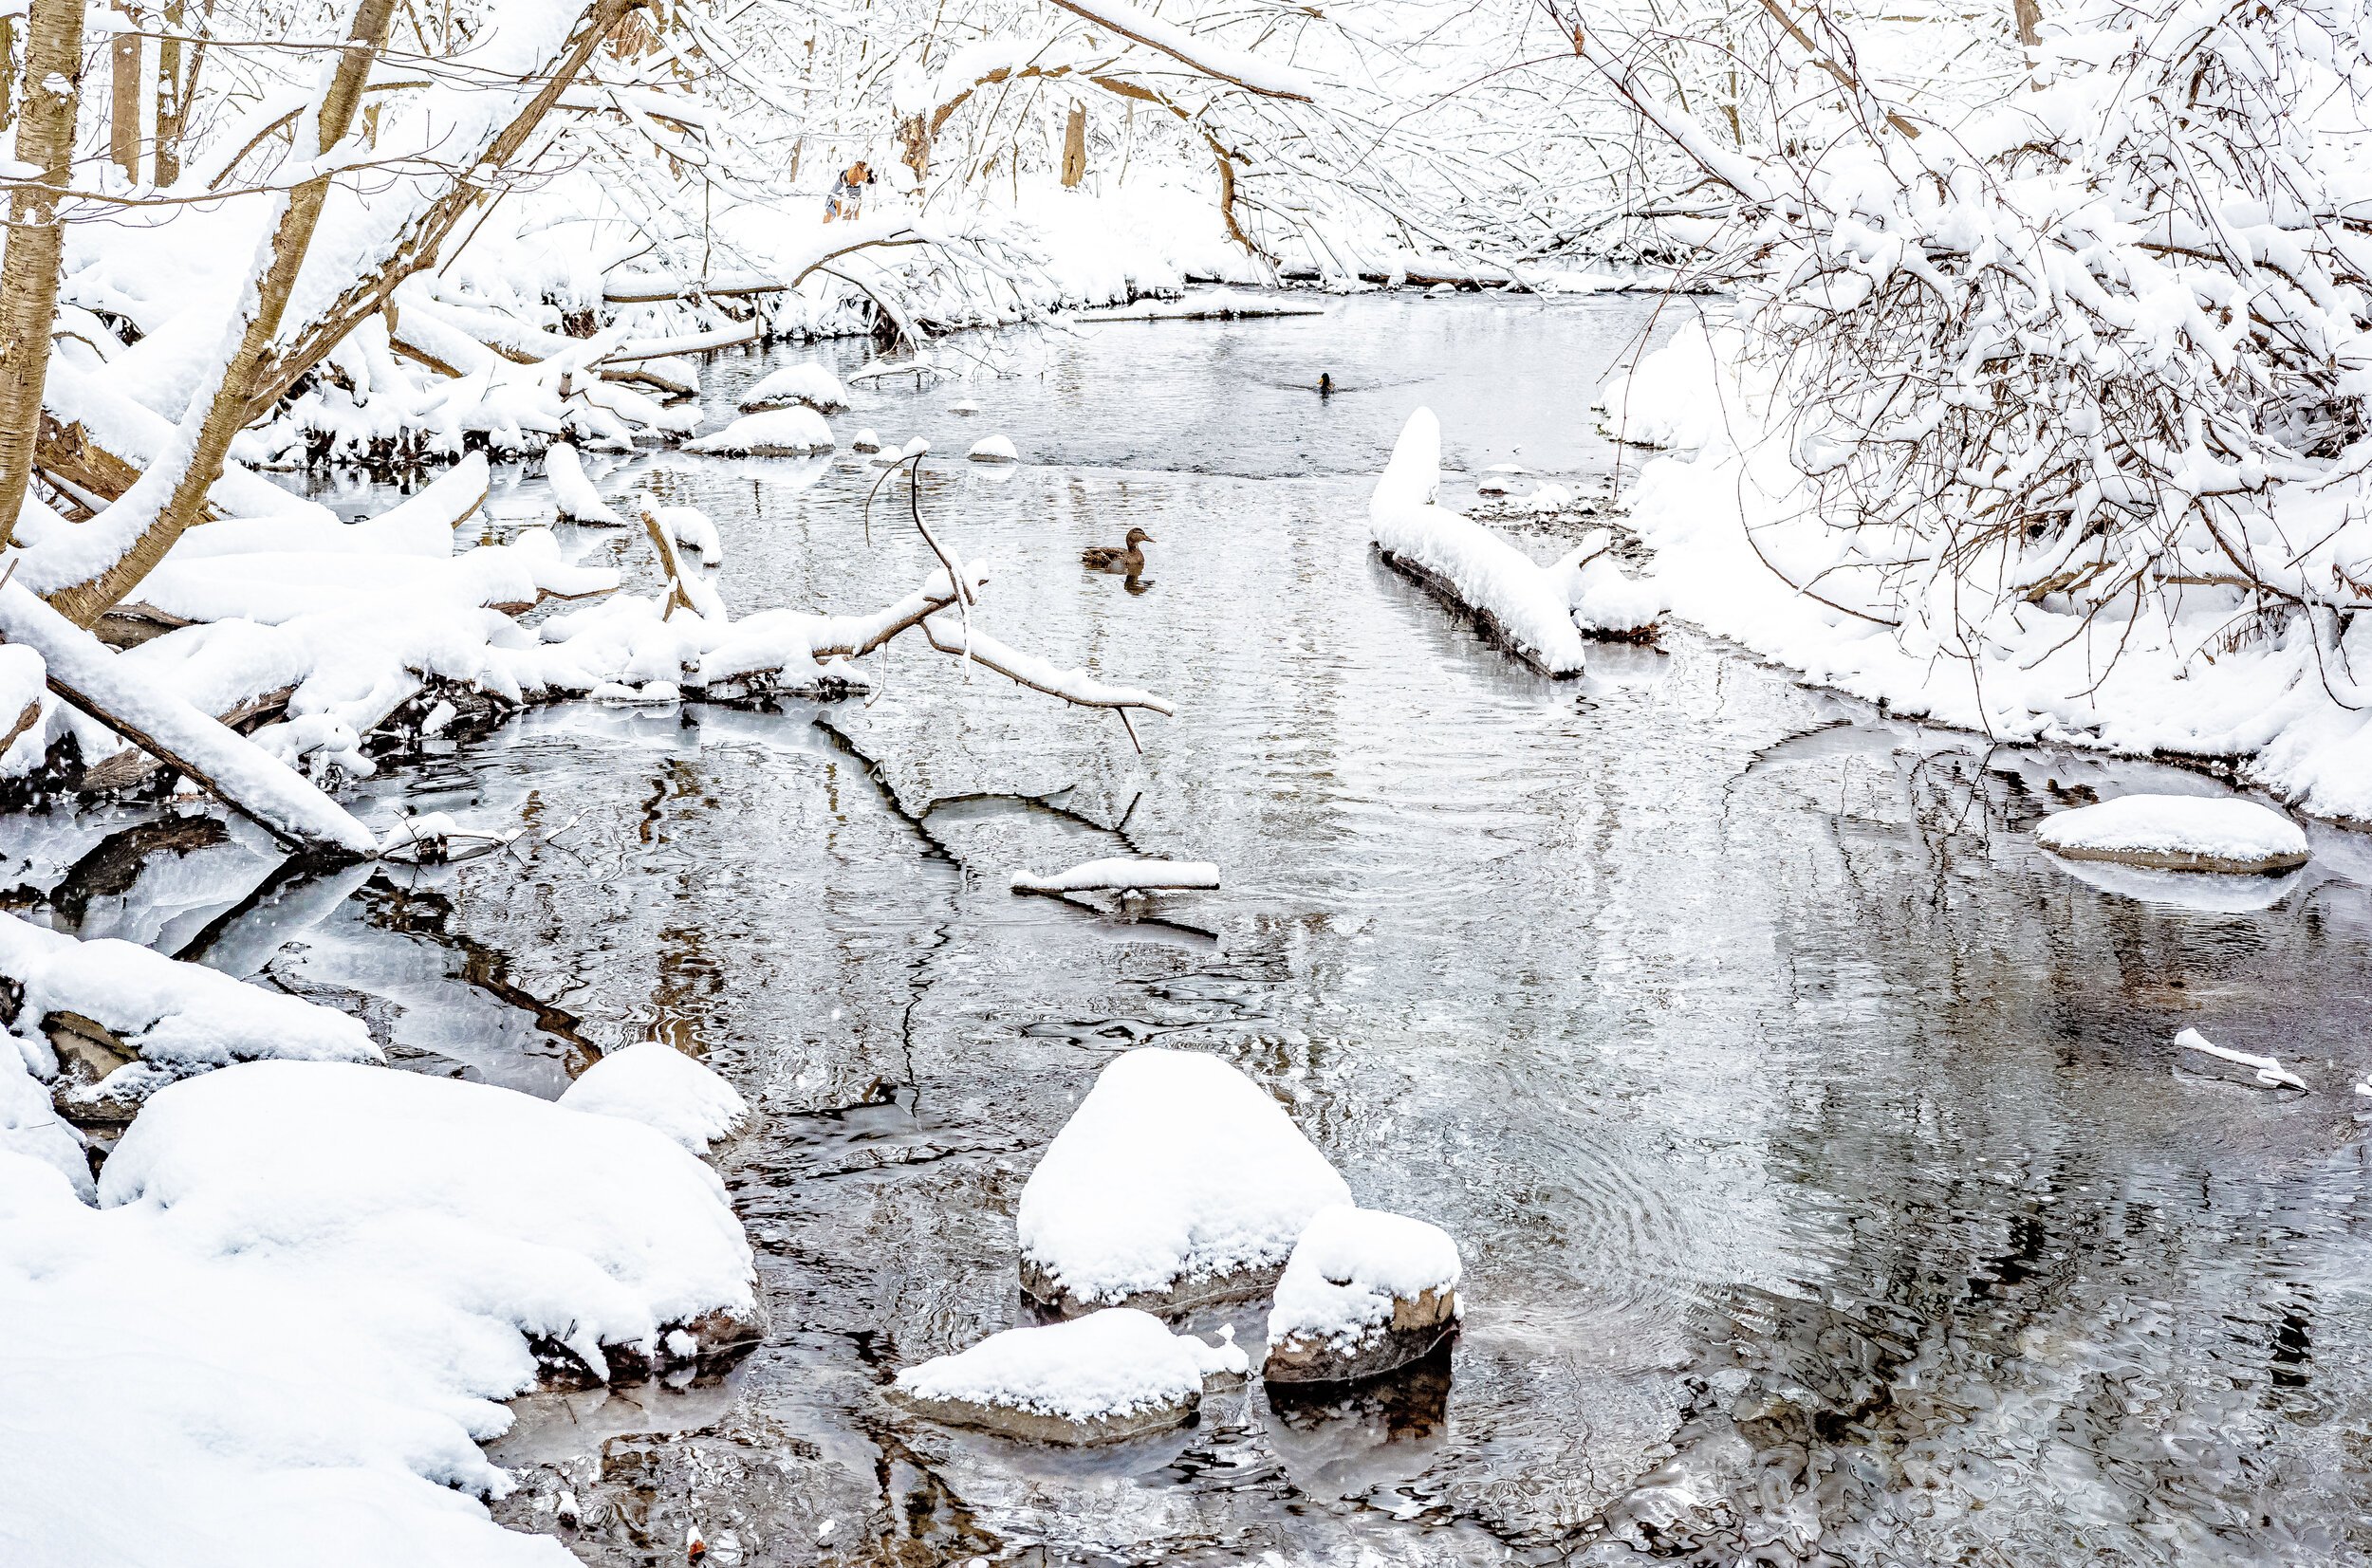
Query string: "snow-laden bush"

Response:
xmin=1589 ymin=0 xmax=2372 ymax=673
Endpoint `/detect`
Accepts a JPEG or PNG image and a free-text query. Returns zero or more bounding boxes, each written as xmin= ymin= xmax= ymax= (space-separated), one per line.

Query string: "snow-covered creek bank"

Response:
xmin=12 ymin=294 xmax=2372 ymax=1565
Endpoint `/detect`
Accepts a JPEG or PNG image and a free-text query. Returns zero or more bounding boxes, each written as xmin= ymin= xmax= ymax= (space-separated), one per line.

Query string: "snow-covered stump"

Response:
xmin=1017 ymin=1047 xmax=1351 ymax=1316
xmin=890 ymin=1308 xmax=1246 ymax=1446
xmin=1263 ymin=1208 xmax=1463 ymax=1385
xmin=2036 ymin=795 xmax=2308 ymax=875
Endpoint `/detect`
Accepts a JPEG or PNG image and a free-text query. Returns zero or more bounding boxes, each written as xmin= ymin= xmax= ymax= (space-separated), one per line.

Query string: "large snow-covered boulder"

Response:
xmin=738 ymin=361 xmax=848 ymax=414
xmin=685 ymin=407 xmax=834 ymax=456
xmin=892 ymin=1307 xmax=1245 ymax=1445
xmin=1017 ymin=1047 xmax=1352 ymax=1314
xmin=2036 ymin=793 xmax=2307 ymax=874
xmin=103 ymin=1060 xmax=762 ymax=1376
xmin=1264 ymin=1207 xmax=1462 ymax=1384
xmin=559 ymin=1041 xmax=749 ymax=1154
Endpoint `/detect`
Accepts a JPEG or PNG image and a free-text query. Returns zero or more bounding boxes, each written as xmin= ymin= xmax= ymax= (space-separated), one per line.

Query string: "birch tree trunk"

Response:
xmin=41 ymin=0 xmax=398 ymax=625
xmin=1061 ymin=102 xmax=1086 ymax=186
xmin=0 ymin=0 xmax=86 ymax=551
xmin=108 ymin=2 xmax=140 ymax=181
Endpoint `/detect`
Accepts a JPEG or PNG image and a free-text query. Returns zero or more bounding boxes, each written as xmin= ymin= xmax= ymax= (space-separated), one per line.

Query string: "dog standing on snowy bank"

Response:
xmin=825 ymin=161 xmax=874 ymax=222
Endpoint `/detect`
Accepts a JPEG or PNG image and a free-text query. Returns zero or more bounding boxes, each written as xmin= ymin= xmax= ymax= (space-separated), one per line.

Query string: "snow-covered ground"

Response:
xmin=0 ymin=1057 xmax=756 ymax=1568
xmin=1605 ymin=318 xmax=2372 ymax=823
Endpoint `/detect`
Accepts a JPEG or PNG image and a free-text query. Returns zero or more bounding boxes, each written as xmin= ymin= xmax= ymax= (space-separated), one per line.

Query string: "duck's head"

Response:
xmin=1125 ymin=527 xmax=1155 ymax=545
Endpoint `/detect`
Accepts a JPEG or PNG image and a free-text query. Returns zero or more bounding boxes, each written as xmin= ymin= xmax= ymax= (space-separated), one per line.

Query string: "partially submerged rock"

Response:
xmin=2036 ymin=794 xmax=2307 ymax=874
xmin=891 ymin=1307 xmax=1245 ymax=1445
xmin=968 ymin=434 xmax=1018 ymax=463
xmin=1018 ymin=1048 xmax=1352 ymax=1315
xmin=738 ymin=361 xmax=848 ymax=414
xmin=559 ymin=1041 xmax=750 ymax=1154
xmin=685 ymin=407 xmax=834 ymax=456
xmin=1264 ymin=1207 xmax=1462 ymax=1384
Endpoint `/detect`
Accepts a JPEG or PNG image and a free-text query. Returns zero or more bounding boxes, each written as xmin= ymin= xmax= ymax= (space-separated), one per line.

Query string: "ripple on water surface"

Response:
xmin=16 ymin=294 xmax=2372 ymax=1566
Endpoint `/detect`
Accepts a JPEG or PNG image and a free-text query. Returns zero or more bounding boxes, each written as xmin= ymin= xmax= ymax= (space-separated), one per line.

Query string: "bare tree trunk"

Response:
xmin=108 ymin=2 xmax=140 ymax=180
xmin=0 ymin=17 xmax=17 ymax=131
xmin=154 ymin=0 xmax=189 ymax=185
xmin=43 ymin=0 xmax=398 ymax=625
xmin=0 ymin=0 xmax=86 ymax=552
xmin=1061 ymin=102 xmax=1086 ymax=187
xmin=2015 ymin=0 xmax=2042 ymax=46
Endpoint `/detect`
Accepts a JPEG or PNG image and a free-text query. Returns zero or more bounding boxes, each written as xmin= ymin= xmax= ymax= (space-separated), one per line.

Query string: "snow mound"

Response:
xmin=1 ymin=1036 xmax=90 ymax=1200
xmin=968 ymin=434 xmax=1018 ymax=463
xmin=104 ymin=1061 xmax=760 ymax=1376
xmin=1010 ymin=857 xmax=1217 ymax=894
xmin=851 ymin=428 xmax=883 ymax=452
xmin=1553 ymin=530 xmax=1666 ymax=639
xmin=951 ymin=395 xmax=982 ymax=415
xmin=560 ymin=1042 xmax=750 ymax=1153
xmin=685 ymin=407 xmax=834 ymax=455
xmin=545 ymin=441 xmax=624 ymax=525
xmin=738 ymin=361 xmax=848 ymax=414
xmin=0 ymin=911 xmax=379 ymax=1111
xmin=893 ymin=1307 xmax=1244 ymax=1444
xmin=1266 ymin=1207 xmax=1461 ymax=1381
xmin=2036 ymin=794 xmax=2307 ymax=874
xmin=0 ymin=1057 xmax=757 ymax=1568
xmin=1018 ymin=1047 xmax=1352 ymax=1311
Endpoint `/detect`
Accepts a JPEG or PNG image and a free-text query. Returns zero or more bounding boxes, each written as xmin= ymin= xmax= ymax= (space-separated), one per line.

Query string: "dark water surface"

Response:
xmin=14 ymin=294 xmax=2372 ymax=1566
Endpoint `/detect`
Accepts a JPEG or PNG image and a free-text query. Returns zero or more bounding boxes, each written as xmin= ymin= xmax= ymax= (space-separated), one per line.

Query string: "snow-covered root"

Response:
xmin=0 ymin=581 xmax=378 ymax=858
xmin=2175 ymin=1027 xmax=2308 ymax=1092
xmin=1011 ymin=857 xmax=1218 ymax=895
xmin=0 ymin=911 xmax=380 ymax=1122
xmin=1370 ymin=409 xmax=1662 ymax=674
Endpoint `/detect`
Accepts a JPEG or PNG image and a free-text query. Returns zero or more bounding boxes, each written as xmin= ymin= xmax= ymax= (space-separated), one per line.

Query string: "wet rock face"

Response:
xmin=1019 ymin=1254 xmax=1282 ymax=1319
xmin=1264 ymin=1285 xmax=1460 ymax=1385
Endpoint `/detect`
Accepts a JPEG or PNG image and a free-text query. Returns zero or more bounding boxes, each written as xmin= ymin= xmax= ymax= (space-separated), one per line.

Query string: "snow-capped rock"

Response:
xmin=892 ymin=1307 xmax=1245 ymax=1445
xmin=1017 ymin=1047 xmax=1352 ymax=1313
xmin=685 ymin=407 xmax=834 ymax=456
xmin=1264 ymin=1207 xmax=1462 ymax=1384
xmin=2037 ymin=794 xmax=2308 ymax=874
xmin=560 ymin=1041 xmax=750 ymax=1154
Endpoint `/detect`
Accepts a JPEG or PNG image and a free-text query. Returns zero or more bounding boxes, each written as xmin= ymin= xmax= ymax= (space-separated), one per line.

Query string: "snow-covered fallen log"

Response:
xmin=1370 ymin=409 xmax=1662 ymax=673
xmin=544 ymin=441 xmax=625 ymax=525
xmin=2175 ymin=1027 xmax=2307 ymax=1092
xmin=0 ymin=581 xmax=378 ymax=856
xmin=0 ymin=911 xmax=380 ymax=1117
xmin=1011 ymin=857 xmax=1218 ymax=894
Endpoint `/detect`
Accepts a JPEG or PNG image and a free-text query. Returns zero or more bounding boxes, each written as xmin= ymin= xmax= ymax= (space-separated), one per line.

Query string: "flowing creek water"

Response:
xmin=12 ymin=293 xmax=2372 ymax=1566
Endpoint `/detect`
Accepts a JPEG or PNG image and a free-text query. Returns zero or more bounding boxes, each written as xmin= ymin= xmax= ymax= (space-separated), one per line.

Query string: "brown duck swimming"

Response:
xmin=1082 ymin=527 xmax=1155 ymax=574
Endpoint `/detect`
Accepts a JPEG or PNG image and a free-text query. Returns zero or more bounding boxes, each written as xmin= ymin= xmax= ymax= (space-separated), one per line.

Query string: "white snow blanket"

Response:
xmin=1018 ymin=1047 xmax=1352 ymax=1306
xmin=0 ymin=910 xmax=379 ymax=1106
xmin=0 ymin=1058 xmax=755 ymax=1568
xmin=685 ymin=407 xmax=834 ymax=455
xmin=2035 ymin=794 xmax=2308 ymax=871
xmin=558 ymin=1041 xmax=750 ymax=1154
xmin=1268 ymin=1207 xmax=1463 ymax=1354
xmin=895 ymin=1307 xmax=1244 ymax=1425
